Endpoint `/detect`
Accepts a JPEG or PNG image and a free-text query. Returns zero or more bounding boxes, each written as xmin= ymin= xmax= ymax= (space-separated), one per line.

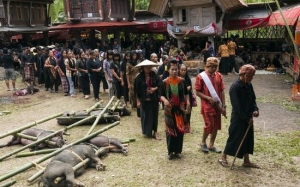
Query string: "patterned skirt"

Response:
xmin=60 ymin=75 xmax=70 ymax=93
xmin=24 ymin=65 xmax=35 ymax=82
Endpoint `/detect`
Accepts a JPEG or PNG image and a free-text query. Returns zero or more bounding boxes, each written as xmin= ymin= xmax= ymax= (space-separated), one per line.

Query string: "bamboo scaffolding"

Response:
xmin=0 ymin=121 xmax=120 ymax=183
xmin=0 ymin=180 xmax=16 ymax=187
xmin=16 ymin=149 xmax=58 ymax=158
xmin=15 ymin=133 xmax=56 ymax=146
xmin=86 ymin=96 xmax=115 ymax=136
xmin=0 ymin=113 xmax=63 ymax=139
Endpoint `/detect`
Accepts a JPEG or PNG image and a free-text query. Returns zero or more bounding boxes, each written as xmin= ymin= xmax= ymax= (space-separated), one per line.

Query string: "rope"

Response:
xmin=66 ymin=149 xmax=84 ymax=162
xmin=32 ymin=161 xmax=45 ymax=171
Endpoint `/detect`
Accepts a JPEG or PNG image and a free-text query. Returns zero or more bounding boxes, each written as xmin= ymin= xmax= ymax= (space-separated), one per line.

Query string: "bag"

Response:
xmin=191 ymin=93 xmax=197 ymax=107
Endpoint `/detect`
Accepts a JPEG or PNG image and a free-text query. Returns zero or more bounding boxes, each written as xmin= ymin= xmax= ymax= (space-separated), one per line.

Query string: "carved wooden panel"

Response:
xmin=107 ymin=0 xmax=130 ymax=20
xmin=0 ymin=0 xmax=5 ymax=18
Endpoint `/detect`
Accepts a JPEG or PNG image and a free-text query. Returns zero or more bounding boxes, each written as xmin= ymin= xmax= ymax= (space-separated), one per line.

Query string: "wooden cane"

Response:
xmin=230 ymin=124 xmax=251 ymax=170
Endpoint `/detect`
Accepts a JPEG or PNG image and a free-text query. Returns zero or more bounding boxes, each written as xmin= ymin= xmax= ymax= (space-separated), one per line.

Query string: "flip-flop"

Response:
xmin=153 ymin=135 xmax=162 ymax=140
xmin=209 ymin=147 xmax=222 ymax=153
xmin=218 ymin=159 xmax=229 ymax=167
xmin=242 ymin=163 xmax=260 ymax=169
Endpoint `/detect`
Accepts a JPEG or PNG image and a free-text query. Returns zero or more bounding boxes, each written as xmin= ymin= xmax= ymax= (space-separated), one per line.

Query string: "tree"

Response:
xmin=49 ymin=0 xmax=65 ymax=23
xmin=136 ymin=0 xmax=150 ymax=10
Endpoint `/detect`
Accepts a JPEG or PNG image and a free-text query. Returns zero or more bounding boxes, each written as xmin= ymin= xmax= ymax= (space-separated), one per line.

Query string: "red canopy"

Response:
xmin=224 ymin=8 xmax=271 ymax=30
xmin=268 ymin=4 xmax=300 ymax=26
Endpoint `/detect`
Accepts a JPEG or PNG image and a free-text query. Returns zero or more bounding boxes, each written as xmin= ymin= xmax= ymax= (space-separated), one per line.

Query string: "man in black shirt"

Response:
xmin=34 ymin=47 xmax=45 ymax=87
xmin=2 ymin=48 xmax=17 ymax=91
xmin=21 ymin=47 xmax=35 ymax=85
xmin=41 ymin=47 xmax=50 ymax=91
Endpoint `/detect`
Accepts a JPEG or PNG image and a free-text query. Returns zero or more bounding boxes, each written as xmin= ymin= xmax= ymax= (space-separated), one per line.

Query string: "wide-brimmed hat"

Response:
xmin=135 ymin=59 xmax=160 ymax=68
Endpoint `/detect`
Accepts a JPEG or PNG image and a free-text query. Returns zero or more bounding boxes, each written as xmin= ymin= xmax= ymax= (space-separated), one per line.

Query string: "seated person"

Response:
xmin=272 ymin=54 xmax=282 ymax=68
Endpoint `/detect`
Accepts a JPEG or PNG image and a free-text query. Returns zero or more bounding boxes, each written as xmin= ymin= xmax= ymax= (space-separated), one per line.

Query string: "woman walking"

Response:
xmin=134 ymin=60 xmax=161 ymax=140
xmin=160 ymin=59 xmax=191 ymax=160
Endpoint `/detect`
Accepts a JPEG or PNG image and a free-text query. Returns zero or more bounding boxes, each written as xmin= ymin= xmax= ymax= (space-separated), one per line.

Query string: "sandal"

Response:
xmin=208 ymin=147 xmax=222 ymax=153
xmin=218 ymin=159 xmax=229 ymax=167
xmin=153 ymin=133 xmax=162 ymax=140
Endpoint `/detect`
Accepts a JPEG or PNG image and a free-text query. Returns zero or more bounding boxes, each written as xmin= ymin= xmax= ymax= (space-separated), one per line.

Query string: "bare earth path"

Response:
xmin=0 ymin=69 xmax=299 ymax=187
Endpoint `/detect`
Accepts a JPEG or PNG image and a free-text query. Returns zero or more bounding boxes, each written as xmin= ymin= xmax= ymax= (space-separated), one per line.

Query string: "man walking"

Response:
xmin=194 ymin=57 xmax=226 ymax=154
xmin=219 ymin=64 xmax=259 ymax=168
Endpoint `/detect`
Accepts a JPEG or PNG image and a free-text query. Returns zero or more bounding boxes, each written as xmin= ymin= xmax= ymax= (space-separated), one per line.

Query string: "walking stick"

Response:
xmin=230 ymin=124 xmax=251 ymax=170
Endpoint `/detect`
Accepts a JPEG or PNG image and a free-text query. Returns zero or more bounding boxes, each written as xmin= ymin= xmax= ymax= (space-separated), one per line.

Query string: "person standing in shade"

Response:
xmin=76 ymin=51 xmax=90 ymax=99
xmin=219 ymin=64 xmax=259 ymax=168
xmin=194 ymin=57 xmax=226 ymax=154
xmin=65 ymin=50 xmax=77 ymax=97
xmin=87 ymin=50 xmax=102 ymax=101
xmin=134 ymin=60 xmax=161 ymax=140
xmin=103 ymin=51 xmax=115 ymax=98
xmin=160 ymin=59 xmax=191 ymax=160
xmin=110 ymin=52 xmax=122 ymax=99
xmin=218 ymin=40 xmax=230 ymax=75
xmin=227 ymin=38 xmax=237 ymax=73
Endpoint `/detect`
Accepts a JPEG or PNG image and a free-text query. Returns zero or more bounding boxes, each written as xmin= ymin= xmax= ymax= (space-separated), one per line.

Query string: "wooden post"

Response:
xmin=0 ymin=122 xmax=120 ymax=183
xmin=0 ymin=113 xmax=63 ymax=139
xmin=85 ymin=96 xmax=115 ymax=136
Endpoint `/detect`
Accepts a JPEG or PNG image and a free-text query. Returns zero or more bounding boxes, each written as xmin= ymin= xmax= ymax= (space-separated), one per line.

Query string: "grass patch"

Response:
xmin=257 ymin=94 xmax=300 ymax=111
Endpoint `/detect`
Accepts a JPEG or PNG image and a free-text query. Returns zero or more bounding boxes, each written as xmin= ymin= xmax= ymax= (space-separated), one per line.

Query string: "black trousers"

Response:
xmin=79 ymin=75 xmax=90 ymax=95
xmin=90 ymin=75 xmax=100 ymax=99
xmin=37 ymin=69 xmax=45 ymax=85
xmin=44 ymin=69 xmax=50 ymax=89
xmin=113 ymin=81 xmax=122 ymax=99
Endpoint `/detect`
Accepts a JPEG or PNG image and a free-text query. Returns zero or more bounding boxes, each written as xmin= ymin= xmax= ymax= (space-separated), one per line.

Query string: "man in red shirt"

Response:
xmin=194 ymin=57 xmax=226 ymax=153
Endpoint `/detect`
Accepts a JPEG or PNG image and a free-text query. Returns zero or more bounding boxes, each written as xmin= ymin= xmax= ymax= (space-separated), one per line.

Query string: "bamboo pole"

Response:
xmin=109 ymin=100 xmax=120 ymax=113
xmin=0 ymin=122 xmax=120 ymax=183
xmin=274 ymin=0 xmax=300 ymax=60
xmin=15 ymin=133 xmax=56 ymax=146
xmin=64 ymin=115 xmax=97 ymax=130
xmin=0 ymin=130 xmax=65 ymax=162
xmin=0 ymin=180 xmax=16 ymax=187
xmin=120 ymin=138 xmax=136 ymax=144
xmin=0 ymin=113 xmax=63 ymax=139
xmin=85 ymin=101 xmax=101 ymax=114
xmin=86 ymin=96 xmax=115 ymax=136
xmin=16 ymin=149 xmax=58 ymax=158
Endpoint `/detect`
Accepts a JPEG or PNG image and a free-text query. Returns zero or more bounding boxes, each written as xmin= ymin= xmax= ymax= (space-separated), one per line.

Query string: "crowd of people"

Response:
xmin=1 ymin=37 xmax=260 ymax=168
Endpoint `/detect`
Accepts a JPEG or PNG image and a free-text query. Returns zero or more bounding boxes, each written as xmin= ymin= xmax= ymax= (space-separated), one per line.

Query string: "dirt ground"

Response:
xmin=0 ymin=68 xmax=299 ymax=187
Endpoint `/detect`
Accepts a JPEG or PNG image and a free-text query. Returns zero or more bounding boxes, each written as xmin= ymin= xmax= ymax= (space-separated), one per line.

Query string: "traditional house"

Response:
xmin=51 ymin=0 xmax=144 ymax=46
xmin=148 ymin=0 xmax=247 ymax=46
xmin=0 ymin=0 xmax=53 ymax=44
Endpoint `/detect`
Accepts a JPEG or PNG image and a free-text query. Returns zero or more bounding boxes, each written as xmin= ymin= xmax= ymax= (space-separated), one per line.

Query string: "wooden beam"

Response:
xmin=172 ymin=0 xmax=213 ymax=7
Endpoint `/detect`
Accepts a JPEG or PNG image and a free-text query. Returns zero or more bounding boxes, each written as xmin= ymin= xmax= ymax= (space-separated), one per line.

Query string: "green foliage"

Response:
xmin=49 ymin=0 xmax=65 ymax=23
xmin=136 ymin=0 xmax=150 ymax=10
